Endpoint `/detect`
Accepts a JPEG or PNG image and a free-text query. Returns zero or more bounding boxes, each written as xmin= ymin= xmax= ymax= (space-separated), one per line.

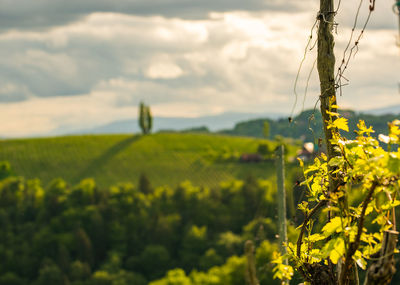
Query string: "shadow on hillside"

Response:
xmin=73 ymin=135 xmax=141 ymax=184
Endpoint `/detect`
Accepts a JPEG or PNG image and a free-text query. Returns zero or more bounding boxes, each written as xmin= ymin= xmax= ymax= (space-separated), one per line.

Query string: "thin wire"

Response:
xmin=393 ymin=2 xmax=400 ymax=47
xmin=308 ymin=113 xmax=317 ymax=145
xmin=302 ymin=58 xmax=317 ymax=111
xmin=364 ymin=250 xmax=397 ymax=261
xmin=335 ymin=0 xmax=364 ymax=84
xmin=335 ymin=0 xmax=375 ymax=88
xmin=335 ymin=0 xmax=342 ymax=13
xmin=290 ymin=19 xmax=318 ymax=121
xmin=351 ymin=11 xmax=372 ymax=58
xmin=309 ymin=35 xmax=318 ymax=51
xmin=310 ymin=97 xmax=322 ymax=141
xmin=338 ymin=71 xmax=343 ymax=97
xmin=398 ymin=12 xmax=400 ymax=46
xmin=297 ymin=0 xmax=374 ymax=140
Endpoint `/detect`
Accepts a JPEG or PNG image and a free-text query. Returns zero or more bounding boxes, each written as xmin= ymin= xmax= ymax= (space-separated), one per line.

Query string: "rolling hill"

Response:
xmin=0 ymin=133 xmax=296 ymax=188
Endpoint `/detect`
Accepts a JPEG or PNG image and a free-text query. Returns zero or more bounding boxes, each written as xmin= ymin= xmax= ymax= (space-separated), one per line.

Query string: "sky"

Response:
xmin=0 ymin=0 xmax=399 ymax=137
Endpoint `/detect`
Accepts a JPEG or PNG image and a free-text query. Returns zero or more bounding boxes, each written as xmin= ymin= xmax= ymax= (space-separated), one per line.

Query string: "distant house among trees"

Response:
xmin=239 ymin=153 xmax=263 ymax=163
xmin=297 ymin=142 xmax=315 ymax=161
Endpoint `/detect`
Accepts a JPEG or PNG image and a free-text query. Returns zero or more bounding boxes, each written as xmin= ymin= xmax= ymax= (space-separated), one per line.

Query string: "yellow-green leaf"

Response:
xmin=329 ymin=238 xmax=345 ymax=264
xmin=381 ymin=200 xmax=400 ymax=211
xmin=354 ymin=250 xmax=367 ymax=269
xmin=326 ymin=110 xmax=340 ymax=117
xmin=297 ymin=157 xmax=304 ymax=167
xmin=321 ymin=217 xmax=343 ymax=237
xmin=328 ymin=156 xmax=343 ymax=167
xmin=392 ymin=119 xmax=400 ymax=126
xmin=306 ymin=233 xmax=325 ymax=242
xmin=333 ymin=117 xmax=349 ymax=132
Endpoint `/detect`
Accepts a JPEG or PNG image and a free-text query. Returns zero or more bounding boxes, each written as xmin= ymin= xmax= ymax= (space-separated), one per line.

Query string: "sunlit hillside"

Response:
xmin=0 ymin=133 xmax=298 ymax=188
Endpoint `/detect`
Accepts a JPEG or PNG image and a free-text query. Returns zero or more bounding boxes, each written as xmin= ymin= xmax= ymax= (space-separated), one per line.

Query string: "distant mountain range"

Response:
xmin=53 ymin=111 xmax=286 ymax=135
xmin=48 ymin=104 xmax=400 ymax=138
xmin=361 ymin=104 xmax=400 ymax=115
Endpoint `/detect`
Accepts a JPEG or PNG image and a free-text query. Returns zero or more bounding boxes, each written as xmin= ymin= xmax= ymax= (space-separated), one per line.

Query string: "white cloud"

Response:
xmin=145 ymin=60 xmax=183 ymax=79
xmin=0 ymin=5 xmax=399 ymax=137
xmin=0 ymin=92 xmax=137 ymax=137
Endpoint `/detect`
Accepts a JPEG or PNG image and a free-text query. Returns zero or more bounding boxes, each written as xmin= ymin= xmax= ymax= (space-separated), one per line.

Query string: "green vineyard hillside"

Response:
xmin=0 ymin=133 xmax=295 ymax=188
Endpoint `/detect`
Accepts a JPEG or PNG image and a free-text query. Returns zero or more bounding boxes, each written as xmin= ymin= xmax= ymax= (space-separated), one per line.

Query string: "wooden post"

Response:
xmin=245 ymin=240 xmax=259 ymax=285
xmin=317 ymin=1 xmax=358 ymax=284
xmin=276 ymin=145 xmax=288 ymax=268
xmin=317 ymin=0 xmax=339 ymax=162
xmin=363 ymin=230 xmax=399 ymax=285
xmin=316 ymin=1 xmax=348 ymax=283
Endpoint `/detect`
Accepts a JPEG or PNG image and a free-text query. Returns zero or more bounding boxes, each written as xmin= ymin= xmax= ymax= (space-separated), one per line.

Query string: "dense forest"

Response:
xmin=0 ymin=160 xmax=303 ymax=285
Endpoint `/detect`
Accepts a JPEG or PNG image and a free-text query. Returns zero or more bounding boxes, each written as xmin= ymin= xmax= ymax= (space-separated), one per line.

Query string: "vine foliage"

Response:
xmin=273 ymin=112 xmax=400 ymax=284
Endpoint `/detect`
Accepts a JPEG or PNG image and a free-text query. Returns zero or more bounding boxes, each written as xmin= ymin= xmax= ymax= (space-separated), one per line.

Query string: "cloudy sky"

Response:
xmin=0 ymin=0 xmax=399 ymax=137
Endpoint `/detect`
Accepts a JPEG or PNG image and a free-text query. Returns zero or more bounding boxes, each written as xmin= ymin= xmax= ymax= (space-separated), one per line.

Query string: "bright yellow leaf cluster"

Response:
xmin=273 ymin=114 xmax=400 ymax=282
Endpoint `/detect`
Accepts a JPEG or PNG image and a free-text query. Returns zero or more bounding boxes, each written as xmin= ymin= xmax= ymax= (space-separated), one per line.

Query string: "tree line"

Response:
xmin=0 ymin=162 xmax=282 ymax=285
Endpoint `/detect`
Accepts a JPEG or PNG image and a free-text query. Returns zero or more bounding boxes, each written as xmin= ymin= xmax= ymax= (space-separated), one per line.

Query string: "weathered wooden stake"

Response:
xmin=317 ymin=2 xmax=348 ymax=283
xmin=276 ymin=145 xmax=288 ymax=268
xmin=245 ymin=240 xmax=259 ymax=285
xmin=363 ymin=230 xmax=399 ymax=285
xmin=317 ymin=0 xmax=339 ymax=162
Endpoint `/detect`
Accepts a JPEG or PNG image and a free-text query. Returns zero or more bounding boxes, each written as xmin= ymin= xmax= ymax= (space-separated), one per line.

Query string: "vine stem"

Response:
xmin=339 ymin=180 xmax=379 ymax=285
xmin=296 ymin=199 xmax=328 ymax=257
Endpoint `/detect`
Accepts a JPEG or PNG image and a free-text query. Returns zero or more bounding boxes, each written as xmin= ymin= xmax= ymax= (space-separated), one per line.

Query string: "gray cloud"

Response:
xmin=336 ymin=0 xmax=398 ymax=30
xmin=0 ymin=30 xmax=125 ymax=101
xmin=0 ymin=0 xmax=312 ymax=31
xmin=0 ymin=11 xmax=304 ymax=103
xmin=0 ymin=0 xmax=395 ymax=33
xmin=0 ymin=8 xmax=397 ymax=105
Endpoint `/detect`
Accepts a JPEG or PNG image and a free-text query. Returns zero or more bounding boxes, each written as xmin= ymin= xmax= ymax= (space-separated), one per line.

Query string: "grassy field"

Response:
xmin=0 ymin=133 xmax=297 ymax=188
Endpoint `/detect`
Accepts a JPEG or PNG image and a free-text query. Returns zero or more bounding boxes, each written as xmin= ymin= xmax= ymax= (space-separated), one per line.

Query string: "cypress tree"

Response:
xmin=146 ymin=106 xmax=153 ymax=134
xmin=139 ymin=102 xmax=146 ymax=134
xmin=138 ymin=102 xmax=152 ymax=134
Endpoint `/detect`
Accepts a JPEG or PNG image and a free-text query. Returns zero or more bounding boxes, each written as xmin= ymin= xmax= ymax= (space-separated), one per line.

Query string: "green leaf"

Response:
xmin=346 ymin=225 xmax=359 ymax=243
xmin=311 ymin=182 xmax=322 ymax=196
xmin=326 ymin=110 xmax=340 ymax=117
xmin=381 ymin=200 xmax=400 ymax=210
xmin=328 ymin=238 xmax=345 ymax=264
xmin=373 ymin=233 xmax=382 ymax=242
xmin=322 ymin=206 xmax=340 ymax=214
xmin=357 ymin=120 xmax=374 ymax=135
xmin=306 ymin=233 xmax=325 ymax=242
xmin=354 ymin=250 xmax=367 ymax=269
xmin=321 ymin=217 xmax=343 ymax=237
xmin=388 ymin=155 xmax=400 ymax=174
xmin=365 ymin=204 xmax=374 ymax=216
xmin=331 ymin=117 xmax=349 ymax=132
xmin=297 ymin=157 xmax=304 ymax=167
xmin=328 ymin=156 xmax=343 ymax=167
xmin=297 ymin=201 xmax=309 ymax=214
